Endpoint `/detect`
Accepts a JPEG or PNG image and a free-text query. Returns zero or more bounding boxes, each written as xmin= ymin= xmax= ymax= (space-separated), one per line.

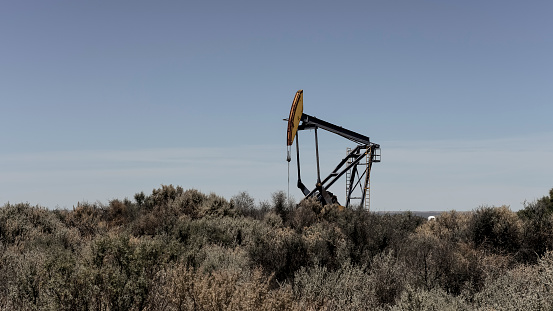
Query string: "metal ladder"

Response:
xmin=345 ymin=147 xmax=352 ymax=202
xmin=345 ymin=147 xmax=372 ymax=210
xmin=364 ymin=149 xmax=371 ymax=210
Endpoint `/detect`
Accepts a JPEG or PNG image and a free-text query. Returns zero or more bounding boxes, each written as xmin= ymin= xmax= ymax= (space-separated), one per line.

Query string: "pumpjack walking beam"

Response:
xmin=286 ymin=90 xmax=380 ymax=208
xmin=298 ymin=114 xmax=372 ymax=146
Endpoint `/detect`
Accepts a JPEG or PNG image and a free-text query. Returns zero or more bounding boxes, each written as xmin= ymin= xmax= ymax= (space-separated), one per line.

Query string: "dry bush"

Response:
xmin=321 ymin=208 xmax=376 ymax=267
xmin=288 ymin=198 xmax=321 ymax=232
xmin=518 ymin=198 xmax=553 ymax=263
xmin=302 ymin=222 xmax=349 ymax=270
xmin=197 ymin=193 xmax=235 ymax=218
xmin=369 ymin=251 xmax=408 ymax=306
xmin=409 ymin=210 xmax=518 ymax=297
xmin=170 ymin=188 xmax=208 ymax=217
xmin=145 ymin=188 xmax=233 ymax=220
xmin=324 ymin=210 xmax=424 ymax=267
xmin=264 ymin=211 xmax=284 ymax=228
xmin=1 ymin=203 xmax=61 ymax=244
xmin=84 ymin=233 xmax=181 ymax=310
xmin=469 ymin=205 xmax=522 ymax=255
xmin=3 ymin=249 xmax=48 ymax=311
xmin=293 ymin=263 xmax=378 ymax=310
xmin=64 ymin=202 xmax=106 ymax=238
xmin=136 ymin=186 xmax=204 ymax=227
xmin=104 ymin=198 xmax=136 ymax=227
xmin=272 ymin=190 xmax=289 ymax=221
xmin=196 ymin=245 xmax=250 ymax=274
xmin=518 ymin=188 xmax=553 ymax=220
xmin=438 ymin=242 xmax=487 ymax=296
xmin=400 ymin=230 xmax=449 ymax=291
xmin=0 ymin=243 xmax=9 ymax=309
xmin=132 ymin=188 xmax=213 ymax=235
xmin=7 ymin=187 xmax=553 ymax=310
xmin=131 ymin=211 xmax=168 ymax=236
xmin=0 ymin=246 xmax=90 ymax=311
xmin=391 ymin=286 xmax=469 ymax=311
xmin=400 ymin=230 xmax=492 ymax=296
xmin=231 ymin=191 xmax=268 ymax=219
xmin=171 ymin=215 xmax=267 ymax=269
xmin=40 ymin=247 xmax=96 ymax=311
xmin=173 ymin=216 xmax=261 ymax=250
xmin=145 ymin=263 xmax=295 ymax=311
xmin=0 ymin=204 xmax=93 ymax=310
xmin=248 ymin=226 xmax=309 ymax=282
xmin=0 ymin=203 xmax=81 ymax=251
xmin=146 ymin=184 xmax=185 ymax=208
xmin=88 ymin=235 xmax=149 ymax=310
xmin=474 ymin=251 xmax=553 ymax=310
xmin=231 ymin=191 xmax=255 ymax=211
xmin=416 ymin=210 xmax=472 ymax=243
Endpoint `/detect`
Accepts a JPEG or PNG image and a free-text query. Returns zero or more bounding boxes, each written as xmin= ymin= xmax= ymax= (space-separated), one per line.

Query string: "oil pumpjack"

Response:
xmin=286 ymin=90 xmax=381 ymax=209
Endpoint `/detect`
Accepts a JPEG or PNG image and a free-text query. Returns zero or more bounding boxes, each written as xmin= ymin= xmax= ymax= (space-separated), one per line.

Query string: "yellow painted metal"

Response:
xmin=287 ymin=90 xmax=303 ymax=146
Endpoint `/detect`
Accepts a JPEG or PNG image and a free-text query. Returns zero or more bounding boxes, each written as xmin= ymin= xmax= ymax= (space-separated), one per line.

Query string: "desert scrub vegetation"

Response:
xmin=1 ymin=186 xmax=553 ymax=310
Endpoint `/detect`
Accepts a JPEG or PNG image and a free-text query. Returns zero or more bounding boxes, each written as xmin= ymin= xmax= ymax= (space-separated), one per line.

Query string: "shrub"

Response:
xmin=369 ymin=251 xmax=408 ymax=306
xmin=41 ymin=247 xmax=96 ymax=311
xmin=0 ymin=203 xmax=81 ymax=251
xmin=469 ymin=205 xmax=522 ymax=255
xmin=293 ymin=264 xmax=377 ymax=310
xmin=400 ymin=230 xmax=448 ymax=291
xmin=391 ymin=286 xmax=469 ymax=311
xmin=326 ymin=210 xmax=424 ymax=267
xmin=170 ymin=188 xmax=207 ymax=217
xmin=272 ymin=191 xmax=295 ymax=223
xmin=263 ymin=211 xmax=284 ymax=228
xmin=145 ymin=264 xmax=295 ymax=311
xmin=131 ymin=212 xmax=168 ymax=236
xmin=518 ymin=196 xmax=553 ymax=263
xmin=64 ymin=202 xmax=105 ymax=238
xmin=416 ymin=210 xmax=471 ymax=243
xmin=234 ymin=199 xmax=273 ymax=221
xmin=145 ymin=184 xmax=185 ymax=209
xmin=518 ymin=188 xmax=553 ymax=220
xmin=434 ymin=241 xmax=485 ymax=296
xmin=174 ymin=216 xmax=260 ymax=249
xmin=302 ymin=222 xmax=349 ymax=270
xmin=248 ymin=226 xmax=309 ymax=282
xmin=132 ymin=188 xmax=210 ymax=235
xmin=105 ymin=198 xmax=137 ymax=227
xmin=0 ymin=203 xmax=57 ymax=245
xmin=8 ymin=185 xmax=553 ymax=310
xmin=474 ymin=251 xmax=553 ymax=310
xmin=400 ymin=229 xmax=490 ymax=296
xmin=86 ymin=234 xmax=177 ymax=310
xmin=288 ymin=197 xmax=320 ymax=232
xmin=197 ymin=193 xmax=234 ymax=217
xmin=321 ymin=208 xmax=376 ymax=267
xmin=196 ymin=245 xmax=250 ymax=274
xmin=134 ymin=191 xmax=146 ymax=206
xmin=231 ymin=191 xmax=256 ymax=217
xmin=5 ymin=249 xmax=48 ymax=310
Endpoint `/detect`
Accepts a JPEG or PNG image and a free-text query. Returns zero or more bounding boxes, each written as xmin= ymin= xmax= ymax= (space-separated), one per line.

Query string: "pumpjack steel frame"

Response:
xmin=287 ymin=90 xmax=380 ymax=209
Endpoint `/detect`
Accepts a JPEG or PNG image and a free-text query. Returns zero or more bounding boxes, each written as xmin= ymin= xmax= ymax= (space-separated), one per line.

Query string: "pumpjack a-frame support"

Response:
xmin=286 ymin=90 xmax=381 ymax=209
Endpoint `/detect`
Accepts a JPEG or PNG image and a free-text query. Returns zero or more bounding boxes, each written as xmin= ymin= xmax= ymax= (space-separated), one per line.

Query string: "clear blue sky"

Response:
xmin=1 ymin=1 xmax=552 ymax=211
